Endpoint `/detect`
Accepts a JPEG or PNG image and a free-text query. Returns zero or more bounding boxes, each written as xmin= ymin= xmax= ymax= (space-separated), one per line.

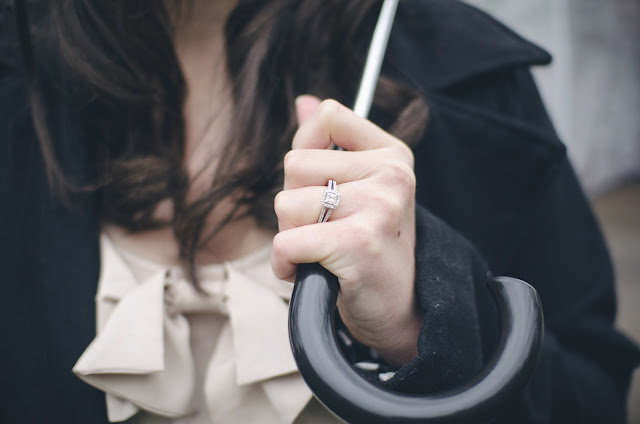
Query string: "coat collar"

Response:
xmin=386 ymin=0 xmax=551 ymax=93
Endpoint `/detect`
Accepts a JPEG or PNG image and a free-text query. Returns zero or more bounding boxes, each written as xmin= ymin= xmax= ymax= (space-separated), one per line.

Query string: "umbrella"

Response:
xmin=288 ymin=1 xmax=544 ymax=422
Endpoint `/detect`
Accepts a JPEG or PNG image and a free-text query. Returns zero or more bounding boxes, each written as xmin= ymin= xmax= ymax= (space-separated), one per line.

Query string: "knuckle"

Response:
xmin=370 ymin=162 xmax=415 ymax=226
xmin=350 ymin=221 xmax=383 ymax=258
xmin=377 ymin=192 xmax=404 ymax=218
xmin=397 ymin=142 xmax=415 ymax=168
xmin=316 ymin=99 xmax=343 ymax=123
xmin=283 ymin=150 xmax=301 ymax=175
xmin=271 ymin=232 xmax=288 ymax=258
xmin=273 ymin=191 xmax=286 ymax=216
xmin=382 ymin=160 xmax=416 ymax=191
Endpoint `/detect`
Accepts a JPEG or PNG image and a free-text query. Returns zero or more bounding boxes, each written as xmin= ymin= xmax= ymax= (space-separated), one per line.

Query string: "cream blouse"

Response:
xmin=72 ymin=234 xmax=340 ymax=423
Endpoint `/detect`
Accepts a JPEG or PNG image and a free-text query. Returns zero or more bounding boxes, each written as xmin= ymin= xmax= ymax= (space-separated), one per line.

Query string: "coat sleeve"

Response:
xmin=383 ymin=67 xmax=640 ymax=423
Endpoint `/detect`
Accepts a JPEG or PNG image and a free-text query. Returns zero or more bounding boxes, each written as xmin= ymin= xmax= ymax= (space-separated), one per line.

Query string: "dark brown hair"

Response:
xmin=15 ymin=0 xmax=428 ymax=284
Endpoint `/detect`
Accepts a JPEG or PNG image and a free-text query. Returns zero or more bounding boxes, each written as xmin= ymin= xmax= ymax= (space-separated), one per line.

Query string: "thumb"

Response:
xmin=295 ymin=94 xmax=322 ymax=126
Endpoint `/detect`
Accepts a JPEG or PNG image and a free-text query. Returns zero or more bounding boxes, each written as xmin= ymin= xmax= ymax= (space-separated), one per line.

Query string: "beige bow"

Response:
xmin=73 ymin=236 xmax=313 ymax=423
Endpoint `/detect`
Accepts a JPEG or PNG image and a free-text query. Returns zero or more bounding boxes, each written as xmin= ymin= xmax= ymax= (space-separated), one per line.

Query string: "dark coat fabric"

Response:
xmin=1 ymin=1 xmax=638 ymax=423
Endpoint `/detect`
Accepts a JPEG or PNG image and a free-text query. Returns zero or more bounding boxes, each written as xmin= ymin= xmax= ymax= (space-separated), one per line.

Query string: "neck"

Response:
xmin=147 ymin=0 xmax=266 ymax=266
xmin=171 ymin=0 xmax=237 ymax=53
xmin=170 ymin=0 xmax=238 ymax=195
xmin=105 ymin=1 xmax=270 ymax=267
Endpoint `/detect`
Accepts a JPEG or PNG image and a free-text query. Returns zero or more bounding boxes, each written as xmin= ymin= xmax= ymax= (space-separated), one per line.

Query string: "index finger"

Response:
xmin=291 ymin=99 xmax=403 ymax=152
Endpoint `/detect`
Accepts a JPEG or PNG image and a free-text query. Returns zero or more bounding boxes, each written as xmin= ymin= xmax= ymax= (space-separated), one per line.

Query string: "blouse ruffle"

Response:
xmin=72 ymin=235 xmax=326 ymax=423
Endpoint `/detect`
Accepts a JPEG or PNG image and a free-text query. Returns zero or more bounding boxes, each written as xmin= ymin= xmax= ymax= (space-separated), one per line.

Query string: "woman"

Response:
xmin=0 ymin=0 xmax=638 ymax=423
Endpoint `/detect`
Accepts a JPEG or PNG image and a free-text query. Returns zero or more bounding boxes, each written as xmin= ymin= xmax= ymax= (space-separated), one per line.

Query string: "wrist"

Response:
xmin=376 ymin=307 xmax=422 ymax=367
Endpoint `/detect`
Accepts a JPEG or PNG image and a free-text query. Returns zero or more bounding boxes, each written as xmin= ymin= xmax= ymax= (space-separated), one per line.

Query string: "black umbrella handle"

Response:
xmin=289 ymin=263 xmax=544 ymax=423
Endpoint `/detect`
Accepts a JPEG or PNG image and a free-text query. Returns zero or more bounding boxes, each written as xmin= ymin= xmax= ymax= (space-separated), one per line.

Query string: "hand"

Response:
xmin=271 ymin=95 xmax=421 ymax=366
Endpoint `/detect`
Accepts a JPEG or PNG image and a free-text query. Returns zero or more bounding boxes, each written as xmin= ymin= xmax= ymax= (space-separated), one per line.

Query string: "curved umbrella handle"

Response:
xmin=289 ymin=263 xmax=544 ymax=423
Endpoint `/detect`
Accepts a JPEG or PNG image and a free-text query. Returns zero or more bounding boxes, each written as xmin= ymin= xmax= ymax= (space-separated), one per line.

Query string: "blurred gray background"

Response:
xmin=465 ymin=1 xmax=640 ymax=421
xmin=466 ymin=0 xmax=640 ymax=194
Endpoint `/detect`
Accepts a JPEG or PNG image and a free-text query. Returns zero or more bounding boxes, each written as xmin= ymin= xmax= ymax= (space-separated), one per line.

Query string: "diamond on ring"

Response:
xmin=318 ymin=180 xmax=340 ymax=223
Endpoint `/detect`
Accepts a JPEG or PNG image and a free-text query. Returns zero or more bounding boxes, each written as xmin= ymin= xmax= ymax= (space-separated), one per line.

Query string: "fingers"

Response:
xmin=282 ymin=148 xmax=412 ymax=190
xmin=271 ymin=214 xmax=393 ymax=285
xmin=295 ymin=95 xmax=322 ymax=125
xmin=275 ymin=182 xmax=364 ymax=232
xmin=277 ymin=159 xmax=415 ymax=231
xmin=271 ymin=223 xmax=338 ymax=282
xmin=292 ymin=99 xmax=411 ymax=159
xmin=283 ymin=149 xmax=369 ymax=190
xmin=274 ymin=96 xmax=416 ymax=285
xmin=271 ymin=220 xmax=367 ymax=283
xmin=273 ymin=96 xmax=419 ymax=361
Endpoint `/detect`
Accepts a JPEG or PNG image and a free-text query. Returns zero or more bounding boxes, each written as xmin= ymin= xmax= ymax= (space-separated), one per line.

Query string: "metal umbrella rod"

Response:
xmin=352 ymin=0 xmax=400 ymax=120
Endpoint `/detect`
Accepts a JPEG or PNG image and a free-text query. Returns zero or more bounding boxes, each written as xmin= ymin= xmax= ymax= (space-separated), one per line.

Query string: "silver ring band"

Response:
xmin=318 ymin=180 xmax=340 ymax=223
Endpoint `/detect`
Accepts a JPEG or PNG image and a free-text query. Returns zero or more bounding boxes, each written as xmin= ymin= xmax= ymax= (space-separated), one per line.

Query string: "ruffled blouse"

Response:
xmin=72 ymin=234 xmax=339 ymax=423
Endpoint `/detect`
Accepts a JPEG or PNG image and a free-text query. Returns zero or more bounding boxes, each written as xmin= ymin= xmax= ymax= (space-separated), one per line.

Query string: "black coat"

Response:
xmin=1 ymin=1 xmax=638 ymax=423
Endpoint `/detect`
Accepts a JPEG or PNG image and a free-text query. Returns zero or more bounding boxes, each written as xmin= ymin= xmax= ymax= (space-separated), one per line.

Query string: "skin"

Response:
xmin=105 ymin=0 xmax=274 ymax=265
xmin=109 ymin=0 xmax=421 ymax=366
xmin=272 ymin=96 xmax=421 ymax=366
